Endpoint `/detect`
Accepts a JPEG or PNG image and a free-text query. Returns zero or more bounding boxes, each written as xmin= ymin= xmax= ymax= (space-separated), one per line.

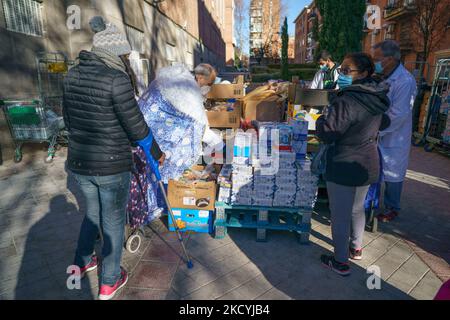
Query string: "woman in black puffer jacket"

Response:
xmin=63 ymin=17 xmax=164 ymax=300
xmin=316 ymin=53 xmax=390 ymax=277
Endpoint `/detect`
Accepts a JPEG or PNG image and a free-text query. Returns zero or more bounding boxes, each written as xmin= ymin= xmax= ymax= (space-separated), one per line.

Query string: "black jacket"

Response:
xmin=316 ymin=78 xmax=391 ymax=187
xmin=63 ymin=51 xmax=162 ymax=176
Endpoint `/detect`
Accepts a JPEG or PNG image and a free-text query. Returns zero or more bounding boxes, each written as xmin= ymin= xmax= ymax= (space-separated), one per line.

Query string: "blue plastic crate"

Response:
xmin=169 ymin=208 xmax=214 ymax=234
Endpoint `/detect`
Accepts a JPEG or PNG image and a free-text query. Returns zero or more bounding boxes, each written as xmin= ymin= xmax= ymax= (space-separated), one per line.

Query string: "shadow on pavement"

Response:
xmin=225 ymin=228 xmax=413 ymax=300
xmin=370 ymin=147 xmax=450 ymax=279
xmin=15 ymin=193 xmax=94 ymax=300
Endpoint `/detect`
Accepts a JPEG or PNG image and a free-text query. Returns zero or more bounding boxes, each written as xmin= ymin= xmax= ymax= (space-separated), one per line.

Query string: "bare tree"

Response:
xmin=234 ymin=0 xmax=248 ymax=61
xmin=260 ymin=0 xmax=283 ymax=61
xmin=412 ymin=0 xmax=450 ymax=77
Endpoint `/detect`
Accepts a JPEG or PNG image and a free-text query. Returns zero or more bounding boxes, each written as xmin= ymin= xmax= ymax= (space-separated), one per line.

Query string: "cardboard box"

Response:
xmin=169 ymin=208 xmax=214 ymax=234
xmin=288 ymin=84 xmax=297 ymax=102
xmin=244 ymin=97 xmax=285 ymax=122
xmin=289 ymin=85 xmax=333 ymax=106
xmin=168 ymin=175 xmax=217 ymax=211
xmin=234 ymin=75 xmax=245 ymax=84
xmin=206 ymin=102 xmax=242 ymax=129
xmin=208 ymin=83 xmax=245 ymax=99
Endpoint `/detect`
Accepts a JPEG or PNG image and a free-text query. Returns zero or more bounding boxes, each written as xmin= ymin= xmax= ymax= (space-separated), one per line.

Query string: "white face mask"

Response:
xmin=200 ymin=85 xmax=211 ymax=97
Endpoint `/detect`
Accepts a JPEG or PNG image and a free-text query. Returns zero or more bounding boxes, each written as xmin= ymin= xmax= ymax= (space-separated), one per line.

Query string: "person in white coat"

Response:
xmin=310 ymin=50 xmax=340 ymax=90
xmin=372 ymin=40 xmax=417 ymax=222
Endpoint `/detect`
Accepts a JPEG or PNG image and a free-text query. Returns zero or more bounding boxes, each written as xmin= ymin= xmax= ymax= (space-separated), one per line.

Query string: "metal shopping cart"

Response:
xmin=414 ymin=59 xmax=450 ymax=155
xmin=1 ymin=52 xmax=74 ymax=163
xmin=1 ymin=99 xmax=60 ymax=163
xmin=36 ymin=52 xmax=71 ymax=111
xmin=36 ymin=51 xmax=73 ymax=146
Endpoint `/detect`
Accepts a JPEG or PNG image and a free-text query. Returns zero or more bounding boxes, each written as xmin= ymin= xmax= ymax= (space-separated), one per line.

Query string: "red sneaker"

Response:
xmin=98 ymin=268 xmax=128 ymax=300
xmin=349 ymin=248 xmax=363 ymax=260
xmin=377 ymin=210 xmax=399 ymax=222
xmin=80 ymin=256 xmax=98 ymax=278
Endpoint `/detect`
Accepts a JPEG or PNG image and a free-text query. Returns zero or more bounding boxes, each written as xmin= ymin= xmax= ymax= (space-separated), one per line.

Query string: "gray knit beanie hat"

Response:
xmin=89 ymin=16 xmax=131 ymax=57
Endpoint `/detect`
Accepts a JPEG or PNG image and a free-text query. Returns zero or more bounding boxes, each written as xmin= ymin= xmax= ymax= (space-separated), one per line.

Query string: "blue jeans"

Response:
xmin=72 ymin=171 xmax=131 ymax=286
xmin=384 ymin=181 xmax=403 ymax=212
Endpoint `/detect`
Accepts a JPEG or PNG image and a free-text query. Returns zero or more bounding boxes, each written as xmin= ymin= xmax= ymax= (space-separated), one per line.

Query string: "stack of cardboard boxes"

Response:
xmin=167 ymin=165 xmax=217 ymax=234
xmin=206 ymin=76 xmax=245 ymax=130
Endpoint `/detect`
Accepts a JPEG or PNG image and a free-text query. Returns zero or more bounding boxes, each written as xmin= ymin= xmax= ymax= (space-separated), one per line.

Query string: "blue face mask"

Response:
xmin=375 ymin=61 xmax=384 ymax=74
xmin=320 ymin=65 xmax=328 ymax=71
xmin=337 ymin=74 xmax=353 ymax=88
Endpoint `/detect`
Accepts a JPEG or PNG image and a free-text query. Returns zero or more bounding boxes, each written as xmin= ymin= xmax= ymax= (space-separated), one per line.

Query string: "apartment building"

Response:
xmin=294 ymin=0 xmax=450 ymax=79
xmin=363 ymin=0 xmax=450 ymax=82
xmin=293 ymin=1 xmax=320 ymax=64
xmin=249 ymin=0 xmax=280 ymax=62
xmin=294 ymin=6 xmax=309 ymax=64
xmin=288 ymin=36 xmax=295 ymax=61
xmin=0 ymin=0 xmax=236 ymax=99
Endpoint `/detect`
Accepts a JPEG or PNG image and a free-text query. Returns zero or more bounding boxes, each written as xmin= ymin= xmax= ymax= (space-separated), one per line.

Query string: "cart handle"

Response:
xmin=137 ymin=132 xmax=161 ymax=181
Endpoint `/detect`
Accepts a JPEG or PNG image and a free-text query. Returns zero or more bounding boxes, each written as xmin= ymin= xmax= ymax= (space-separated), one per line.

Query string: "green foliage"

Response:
xmin=315 ymin=0 xmax=366 ymax=63
xmin=251 ymin=69 xmax=316 ymax=83
xmin=251 ymin=66 xmax=270 ymax=74
xmin=312 ymin=14 xmax=319 ymax=43
xmin=289 ymin=69 xmax=317 ymax=81
xmin=287 ymin=68 xmax=317 ymax=74
xmin=267 ymin=63 xmax=317 ymax=69
xmin=234 ymin=51 xmax=241 ymax=68
xmin=266 ymin=67 xmax=316 ymax=75
xmin=281 ymin=17 xmax=289 ymax=81
xmin=251 ymin=73 xmax=282 ymax=83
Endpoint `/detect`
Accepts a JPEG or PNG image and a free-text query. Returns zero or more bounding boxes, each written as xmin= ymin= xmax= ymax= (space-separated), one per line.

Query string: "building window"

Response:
xmin=2 ymin=0 xmax=44 ymax=36
xmin=125 ymin=25 xmax=145 ymax=54
xmin=186 ymin=51 xmax=194 ymax=71
xmin=129 ymin=52 xmax=150 ymax=95
xmin=384 ymin=24 xmax=395 ymax=40
xmin=165 ymin=43 xmax=177 ymax=64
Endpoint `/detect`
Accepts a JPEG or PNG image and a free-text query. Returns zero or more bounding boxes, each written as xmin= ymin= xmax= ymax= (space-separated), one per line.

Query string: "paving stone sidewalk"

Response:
xmin=0 ymin=145 xmax=448 ymax=300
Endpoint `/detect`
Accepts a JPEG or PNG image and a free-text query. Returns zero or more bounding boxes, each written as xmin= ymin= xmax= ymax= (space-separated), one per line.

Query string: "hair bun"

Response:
xmin=89 ymin=16 xmax=106 ymax=33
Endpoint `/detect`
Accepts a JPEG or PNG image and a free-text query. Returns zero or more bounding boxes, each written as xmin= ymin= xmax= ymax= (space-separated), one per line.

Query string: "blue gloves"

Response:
xmin=137 ymin=132 xmax=161 ymax=181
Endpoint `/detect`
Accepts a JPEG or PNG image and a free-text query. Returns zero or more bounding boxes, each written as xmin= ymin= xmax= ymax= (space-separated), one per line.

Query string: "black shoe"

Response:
xmin=349 ymin=248 xmax=363 ymax=260
xmin=320 ymin=255 xmax=351 ymax=276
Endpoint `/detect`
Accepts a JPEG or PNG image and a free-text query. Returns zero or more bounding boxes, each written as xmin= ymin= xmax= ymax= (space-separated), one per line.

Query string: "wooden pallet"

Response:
xmin=214 ymin=202 xmax=312 ymax=244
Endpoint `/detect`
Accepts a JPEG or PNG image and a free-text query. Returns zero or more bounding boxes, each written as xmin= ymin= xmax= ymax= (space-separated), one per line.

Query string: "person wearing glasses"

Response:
xmin=372 ymin=40 xmax=417 ymax=223
xmin=310 ymin=50 xmax=340 ymax=90
xmin=316 ymin=52 xmax=391 ymax=276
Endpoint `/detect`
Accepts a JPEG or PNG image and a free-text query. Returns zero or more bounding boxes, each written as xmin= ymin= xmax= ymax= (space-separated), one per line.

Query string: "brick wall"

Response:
xmin=0 ymin=0 xmax=234 ymax=160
